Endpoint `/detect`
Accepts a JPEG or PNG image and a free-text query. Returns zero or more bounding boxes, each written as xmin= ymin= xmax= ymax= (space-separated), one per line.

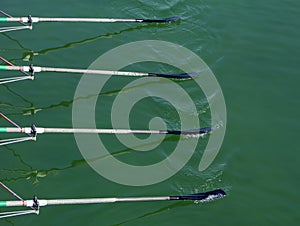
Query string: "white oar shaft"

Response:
xmin=5 ymin=196 xmax=170 ymax=207
xmin=2 ymin=65 xmax=149 ymax=77
xmin=1 ymin=127 xmax=163 ymax=134
xmin=47 ymin=197 xmax=170 ymax=205
xmin=43 ymin=128 xmax=162 ymax=134
xmin=44 ymin=128 xmax=162 ymax=134
xmin=39 ymin=18 xmax=137 ymax=23
xmin=41 ymin=67 xmax=148 ymax=76
xmin=5 ymin=17 xmax=137 ymax=23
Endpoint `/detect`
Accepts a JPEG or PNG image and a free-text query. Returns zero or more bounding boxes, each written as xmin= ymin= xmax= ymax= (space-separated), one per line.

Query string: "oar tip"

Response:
xmin=210 ymin=189 xmax=226 ymax=197
xmin=177 ymin=189 xmax=226 ymax=202
xmin=164 ymin=16 xmax=181 ymax=23
xmin=141 ymin=16 xmax=181 ymax=23
xmin=174 ymin=72 xmax=199 ymax=79
xmin=199 ymin=127 xmax=212 ymax=134
xmin=149 ymin=72 xmax=198 ymax=79
xmin=199 ymin=189 xmax=226 ymax=202
xmin=178 ymin=127 xmax=212 ymax=135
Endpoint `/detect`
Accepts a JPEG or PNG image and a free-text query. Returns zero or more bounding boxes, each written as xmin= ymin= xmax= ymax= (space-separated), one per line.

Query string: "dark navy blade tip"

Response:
xmin=148 ymin=72 xmax=198 ymax=79
xmin=172 ymin=189 xmax=226 ymax=201
xmin=207 ymin=189 xmax=226 ymax=197
xmin=199 ymin=189 xmax=227 ymax=202
xmin=179 ymin=127 xmax=212 ymax=135
xmin=186 ymin=72 xmax=199 ymax=77
xmin=163 ymin=16 xmax=181 ymax=23
xmin=171 ymin=72 xmax=199 ymax=79
xmin=140 ymin=16 xmax=181 ymax=23
xmin=169 ymin=189 xmax=226 ymax=201
xmin=199 ymin=127 xmax=212 ymax=134
xmin=166 ymin=130 xmax=181 ymax=135
xmin=166 ymin=127 xmax=211 ymax=135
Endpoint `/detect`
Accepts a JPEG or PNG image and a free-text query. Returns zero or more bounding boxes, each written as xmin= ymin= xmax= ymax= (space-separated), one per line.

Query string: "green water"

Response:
xmin=1 ymin=0 xmax=300 ymax=225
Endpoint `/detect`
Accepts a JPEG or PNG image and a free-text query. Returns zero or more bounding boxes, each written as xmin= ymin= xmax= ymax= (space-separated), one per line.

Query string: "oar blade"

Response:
xmin=172 ymin=189 xmax=226 ymax=201
xmin=148 ymin=72 xmax=198 ymax=79
xmin=183 ymin=127 xmax=212 ymax=135
xmin=140 ymin=16 xmax=180 ymax=23
xmin=167 ymin=127 xmax=212 ymax=135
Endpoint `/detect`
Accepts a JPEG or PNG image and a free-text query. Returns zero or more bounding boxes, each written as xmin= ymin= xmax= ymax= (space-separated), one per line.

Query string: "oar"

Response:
xmin=0 ymin=56 xmax=197 ymax=85
xmin=0 ymin=113 xmax=211 ymax=146
xmin=0 ymin=15 xmax=180 ymax=24
xmin=2 ymin=189 xmax=226 ymax=208
xmin=0 ymin=189 xmax=226 ymax=218
xmin=0 ymin=64 xmax=197 ymax=79
xmin=0 ymin=126 xmax=211 ymax=136
xmin=0 ymin=10 xmax=180 ymax=33
xmin=0 ymin=181 xmax=226 ymax=219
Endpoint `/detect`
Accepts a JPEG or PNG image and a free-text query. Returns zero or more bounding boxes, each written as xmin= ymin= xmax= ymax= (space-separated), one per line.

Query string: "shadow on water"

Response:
xmin=0 ymin=158 xmax=87 ymax=185
xmin=0 ymin=85 xmax=35 ymax=114
xmin=0 ymin=131 xmax=210 ymax=185
xmin=0 ymin=32 xmax=31 ymax=52
xmin=0 ymin=19 xmax=207 ymax=117
xmin=114 ymin=202 xmax=192 ymax=226
xmin=0 ymin=22 xmax=176 ymax=61
xmin=1 ymin=77 xmax=202 ymax=116
xmin=0 ymin=151 xmax=137 ymax=184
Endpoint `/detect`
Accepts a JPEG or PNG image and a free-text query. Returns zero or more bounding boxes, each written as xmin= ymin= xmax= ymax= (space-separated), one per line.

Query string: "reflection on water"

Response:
xmin=1 ymin=22 xmax=173 ymax=61
xmin=0 ymin=158 xmax=87 ymax=185
xmin=114 ymin=202 xmax=191 ymax=226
